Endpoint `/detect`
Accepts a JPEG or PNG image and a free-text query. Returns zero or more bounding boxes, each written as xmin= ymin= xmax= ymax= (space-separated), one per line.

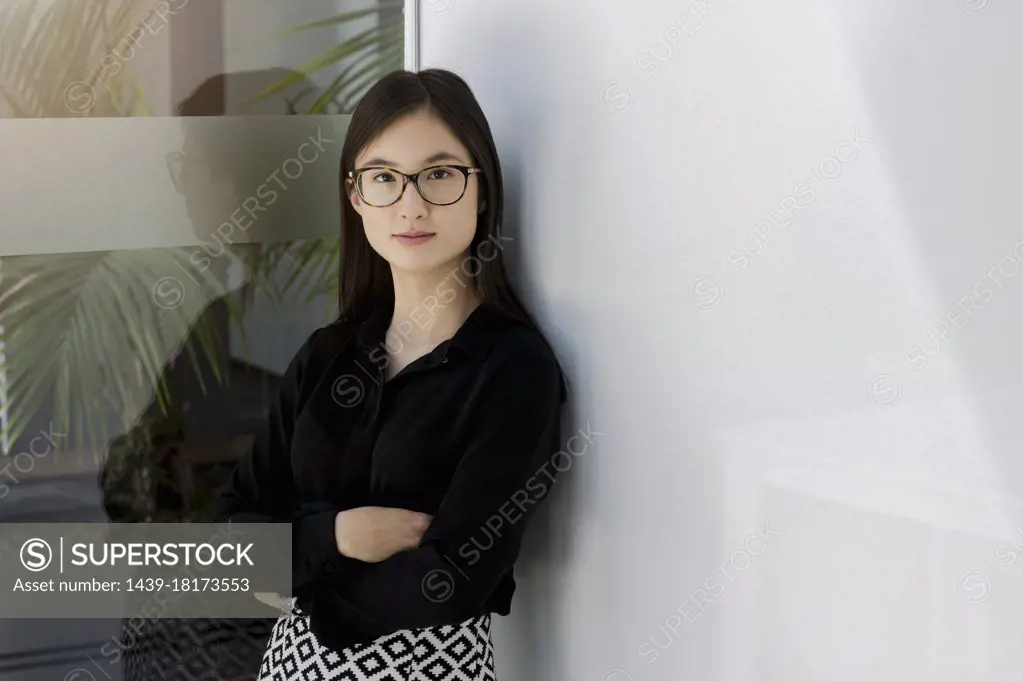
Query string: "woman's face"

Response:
xmin=175 ymin=131 xmax=238 ymax=241
xmin=346 ymin=109 xmax=483 ymax=274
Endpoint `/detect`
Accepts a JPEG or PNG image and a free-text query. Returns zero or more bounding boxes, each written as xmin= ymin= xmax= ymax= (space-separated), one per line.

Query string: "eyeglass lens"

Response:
xmin=358 ymin=166 xmax=467 ymax=206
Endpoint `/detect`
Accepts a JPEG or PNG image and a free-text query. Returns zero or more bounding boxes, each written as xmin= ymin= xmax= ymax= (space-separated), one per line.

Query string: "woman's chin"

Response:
xmin=385 ymin=250 xmax=461 ymax=276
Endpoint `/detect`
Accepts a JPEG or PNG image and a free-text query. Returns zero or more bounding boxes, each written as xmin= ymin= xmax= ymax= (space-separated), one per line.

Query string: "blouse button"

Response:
xmin=324 ymin=563 xmax=335 ymax=573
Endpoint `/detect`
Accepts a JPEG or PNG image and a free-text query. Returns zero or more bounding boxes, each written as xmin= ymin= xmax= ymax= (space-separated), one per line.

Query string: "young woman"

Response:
xmin=214 ymin=68 xmax=569 ymax=680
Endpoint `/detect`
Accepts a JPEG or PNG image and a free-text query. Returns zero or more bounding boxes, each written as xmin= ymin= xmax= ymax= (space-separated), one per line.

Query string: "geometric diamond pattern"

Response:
xmin=257 ymin=606 xmax=496 ymax=680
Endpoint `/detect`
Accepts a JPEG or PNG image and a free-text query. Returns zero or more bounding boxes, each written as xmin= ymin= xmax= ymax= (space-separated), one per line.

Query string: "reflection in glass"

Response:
xmin=0 ymin=1 xmax=403 ymax=678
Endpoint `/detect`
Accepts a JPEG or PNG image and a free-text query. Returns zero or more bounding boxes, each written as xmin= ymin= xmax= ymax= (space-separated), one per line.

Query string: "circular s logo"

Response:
xmin=421 ymin=569 xmax=454 ymax=603
xmin=600 ymin=81 xmax=634 ymax=114
xmin=152 ymin=277 xmax=185 ymax=310
xmin=63 ymin=81 xmax=97 ymax=115
xmin=959 ymin=0 xmax=992 ymax=14
xmin=21 ymin=538 xmax=52 ymax=572
xmin=868 ymin=374 xmax=901 ymax=408
xmin=331 ymin=375 xmax=364 ymax=408
xmin=425 ymin=0 xmax=456 ymax=14
xmin=957 ymin=570 xmax=991 ymax=604
xmin=64 ymin=670 xmax=97 ymax=681
xmin=691 ymin=275 xmax=724 ymax=309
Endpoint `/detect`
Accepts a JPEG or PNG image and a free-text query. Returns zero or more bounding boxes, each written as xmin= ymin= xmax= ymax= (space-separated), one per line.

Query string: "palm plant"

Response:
xmin=0 ymin=0 xmax=188 ymax=463
xmin=240 ymin=1 xmax=408 ymax=316
xmin=1 ymin=249 xmax=230 ymax=457
xmin=0 ymin=0 xmax=404 ymax=501
xmin=0 ymin=0 xmax=148 ymax=118
xmin=0 ymin=0 xmax=403 ymax=509
xmin=238 ymin=1 xmax=408 ymax=353
xmin=239 ymin=1 xmax=405 ymax=114
xmin=0 ymin=3 xmax=403 ymax=678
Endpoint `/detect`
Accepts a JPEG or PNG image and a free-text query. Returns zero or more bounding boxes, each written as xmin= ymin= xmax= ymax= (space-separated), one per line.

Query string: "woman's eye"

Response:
xmin=428 ymin=168 xmax=453 ymax=180
xmin=371 ymin=171 xmax=396 ymax=183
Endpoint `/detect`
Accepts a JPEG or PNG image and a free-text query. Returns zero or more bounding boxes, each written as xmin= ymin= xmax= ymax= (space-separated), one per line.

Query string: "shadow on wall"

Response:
xmin=457 ymin=11 xmax=600 ymax=681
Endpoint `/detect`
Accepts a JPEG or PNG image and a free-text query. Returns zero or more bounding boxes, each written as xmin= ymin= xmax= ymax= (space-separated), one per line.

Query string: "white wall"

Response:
xmin=423 ymin=0 xmax=1023 ymax=679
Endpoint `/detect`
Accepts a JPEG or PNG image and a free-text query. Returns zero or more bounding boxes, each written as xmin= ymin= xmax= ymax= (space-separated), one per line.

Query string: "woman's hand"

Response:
xmin=334 ymin=507 xmax=433 ymax=563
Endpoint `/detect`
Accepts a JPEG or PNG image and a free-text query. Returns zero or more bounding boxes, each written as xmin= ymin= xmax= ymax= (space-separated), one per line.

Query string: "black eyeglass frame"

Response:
xmin=347 ymin=164 xmax=483 ymax=207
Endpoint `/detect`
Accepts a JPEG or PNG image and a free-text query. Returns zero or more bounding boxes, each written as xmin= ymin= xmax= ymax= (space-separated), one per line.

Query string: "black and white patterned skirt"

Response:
xmin=258 ymin=604 xmax=497 ymax=680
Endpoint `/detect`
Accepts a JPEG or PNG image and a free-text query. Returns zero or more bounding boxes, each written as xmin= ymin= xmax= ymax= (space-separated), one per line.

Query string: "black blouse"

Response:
xmin=212 ymin=302 xmax=566 ymax=652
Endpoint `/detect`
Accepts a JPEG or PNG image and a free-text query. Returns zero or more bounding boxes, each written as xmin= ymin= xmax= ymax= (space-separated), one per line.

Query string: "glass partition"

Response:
xmin=0 ymin=1 xmax=406 ymax=678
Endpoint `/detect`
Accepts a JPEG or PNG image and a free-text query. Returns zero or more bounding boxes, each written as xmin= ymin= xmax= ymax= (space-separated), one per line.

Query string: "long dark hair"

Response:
xmin=337 ymin=69 xmax=567 ymax=395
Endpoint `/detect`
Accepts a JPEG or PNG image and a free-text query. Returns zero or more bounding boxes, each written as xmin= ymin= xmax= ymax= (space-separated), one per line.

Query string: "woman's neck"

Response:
xmin=388 ymin=262 xmax=481 ymax=351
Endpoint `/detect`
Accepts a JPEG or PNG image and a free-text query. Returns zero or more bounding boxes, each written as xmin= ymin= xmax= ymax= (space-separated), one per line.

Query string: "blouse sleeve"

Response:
xmin=211 ymin=326 xmax=343 ymax=592
xmin=311 ymin=333 xmax=565 ymax=637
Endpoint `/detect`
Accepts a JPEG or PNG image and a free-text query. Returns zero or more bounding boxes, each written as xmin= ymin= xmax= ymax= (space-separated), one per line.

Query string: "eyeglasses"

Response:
xmin=348 ymin=165 xmax=482 ymax=207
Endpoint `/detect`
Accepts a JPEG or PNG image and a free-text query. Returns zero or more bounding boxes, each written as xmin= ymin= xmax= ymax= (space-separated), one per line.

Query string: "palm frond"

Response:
xmin=0 ymin=249 xmax=239 ymax=458
xmin=233 ymin=2 xmax=403 ymax=51
xmin=0 ymin=0 xmax=353 ymax=459
xmin=238 ymin=3 xmax=405 ymax=114
xmin=256 ymin=240 xmax=340 ymax=305
xmin=0 ymin=0 xmax=148 ymax=117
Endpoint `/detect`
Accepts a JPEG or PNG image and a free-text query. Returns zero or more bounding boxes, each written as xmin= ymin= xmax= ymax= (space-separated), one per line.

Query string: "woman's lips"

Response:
xmin=393 ymin=233 xmax=436 ymax=245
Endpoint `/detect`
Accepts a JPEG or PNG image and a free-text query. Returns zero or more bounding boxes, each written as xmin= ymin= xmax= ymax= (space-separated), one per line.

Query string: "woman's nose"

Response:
xmin=397 ymin=181 xmax=429 ymax=220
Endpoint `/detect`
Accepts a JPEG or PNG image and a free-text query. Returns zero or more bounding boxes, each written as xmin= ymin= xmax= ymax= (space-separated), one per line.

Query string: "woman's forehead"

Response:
xmin=356 ymin=113 xmax=471 ymax=169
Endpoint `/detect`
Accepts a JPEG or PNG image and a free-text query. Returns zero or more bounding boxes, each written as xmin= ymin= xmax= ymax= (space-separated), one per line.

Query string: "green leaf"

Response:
xmin=238 ymin=7 xmax=405 ymax=114
xmin=236 ymin=2 xmax=403 ymax=48
xmin=0 ymin=249 xmax=239 ymax=455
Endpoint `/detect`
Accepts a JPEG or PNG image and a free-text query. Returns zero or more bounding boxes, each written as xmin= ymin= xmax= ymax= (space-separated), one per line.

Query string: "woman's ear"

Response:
xmin=345 ymin=178 xmax=364 ymax=216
